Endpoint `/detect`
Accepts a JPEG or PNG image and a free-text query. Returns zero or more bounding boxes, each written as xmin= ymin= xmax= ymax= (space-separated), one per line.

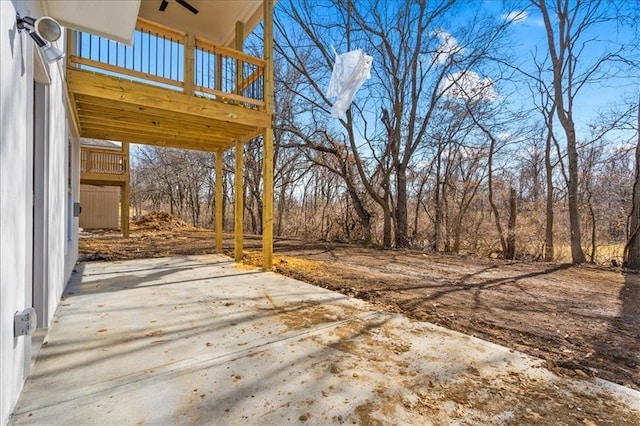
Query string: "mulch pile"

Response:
xmin=134 ymin=211 xmax=189 ymax=231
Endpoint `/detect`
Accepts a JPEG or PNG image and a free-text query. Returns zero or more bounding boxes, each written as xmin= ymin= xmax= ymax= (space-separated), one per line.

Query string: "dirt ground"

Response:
xmin=78 ymin=221 xmax=640 ymax=398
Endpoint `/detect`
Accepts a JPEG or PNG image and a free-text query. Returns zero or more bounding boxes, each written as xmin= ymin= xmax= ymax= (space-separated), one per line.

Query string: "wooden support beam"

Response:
xmin=78 ymin=115 xmax=247 ymax=143
xmin=80 ymin=129 xmax=232 ymax=152
xmin=262 ymin=0 xmax=275 ymax=271
xmin=235 ymin=21 xmax=245 ymax=52
xmin=235 ymin=21 xmax=244 ymax=96
xmin=80 ymin=177 xmax=127 ymax=186
xmin=67 ymin=69 xmax=271 ymax=128
xmin=262 ymin=128 xmax=274 ymax=271
xmin=215 ymin=149 xmax=224 ymax=253
xmin=65 ymin=29 xmax=82 ymax=134
xmin=74 ymin=94 xmax=262 ymax=136
xmin=121 ymin=143 xmax=130 ymax=238
xmin=184 ymin=33 xmax=196 ymax=95
xmin=234 ymin=141 xmax=244 ymax=262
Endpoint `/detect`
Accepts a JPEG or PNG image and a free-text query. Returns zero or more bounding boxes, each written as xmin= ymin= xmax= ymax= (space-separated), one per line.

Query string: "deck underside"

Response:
xmin=80 ymin=174 xmax=127 ymax=186
xmin=67 ymin=68 xmax=270 ymax=152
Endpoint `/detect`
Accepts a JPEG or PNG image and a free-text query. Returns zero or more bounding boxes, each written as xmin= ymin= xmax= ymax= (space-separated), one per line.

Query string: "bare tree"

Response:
xmin=531 ymin=0 xmax=634 ymax=263
xmin=275 ymin=0 xmax=512 ymax=247
xmin=625 ymin=94 xmax=640 ymax=269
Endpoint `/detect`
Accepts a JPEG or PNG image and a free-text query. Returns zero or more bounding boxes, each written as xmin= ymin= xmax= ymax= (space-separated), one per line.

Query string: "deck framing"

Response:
xmin=67 ymin=11 xmax=274 ymax=269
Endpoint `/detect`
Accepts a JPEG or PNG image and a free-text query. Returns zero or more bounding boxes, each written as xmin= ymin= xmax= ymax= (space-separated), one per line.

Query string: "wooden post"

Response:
xmin=262 ymin=0 xmax=274 ymax=271
xmin=66 ymin=28 xmax=75 ymax=58
xmin=233 ymin=22 xmax=245 ymax=262
xmin=234 ymin=141 xmax=244 ymax=262
xmin=184 ymin=33 xmax=195 ymax=95
xmin=215 ymin=149 xmax=224 ymax=253
xmin=121 ymin=143 xmax=130 ymax=237
xmin=235 ymin=21 xmax=244 ymax=96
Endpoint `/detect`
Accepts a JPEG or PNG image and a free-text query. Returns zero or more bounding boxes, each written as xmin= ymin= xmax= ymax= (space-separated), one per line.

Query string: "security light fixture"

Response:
xmin=16 ymin=13 xmax=65 ymax=64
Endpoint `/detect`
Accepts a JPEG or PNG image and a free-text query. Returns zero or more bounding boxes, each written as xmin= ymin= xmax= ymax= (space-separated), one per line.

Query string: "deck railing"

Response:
xmin=69 ymin=18 xmax=265 ymax=110
xmin=81 ymin=147 xmax=128 ymax=176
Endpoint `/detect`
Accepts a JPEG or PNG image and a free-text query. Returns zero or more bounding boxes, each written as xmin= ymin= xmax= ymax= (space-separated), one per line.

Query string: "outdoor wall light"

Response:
xmin=16 ymin=13 xmax=65 ymax=64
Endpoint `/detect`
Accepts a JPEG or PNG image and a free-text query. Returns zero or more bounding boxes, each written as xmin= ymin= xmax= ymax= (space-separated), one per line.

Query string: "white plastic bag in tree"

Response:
xmin=326 ymin=49 xmax=373 ymax=119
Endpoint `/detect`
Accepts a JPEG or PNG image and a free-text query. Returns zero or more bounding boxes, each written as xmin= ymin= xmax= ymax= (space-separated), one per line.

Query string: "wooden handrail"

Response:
xmin=195 ymin=86 xmax=266 ymax=108
xmin=70 ymin=18 xmax=266 ymax=110
xmin=69 ymin=56 xmax=184 ymax=89
xmin=81 ymin=146 xmax=125 ymax=154
xmin=136 ymin=17 xmax=186 ymax=42
xmin=195 ymin=37 xmax=267 ymax=68
xmin=81 ymin=147 xmax=128 ymax=175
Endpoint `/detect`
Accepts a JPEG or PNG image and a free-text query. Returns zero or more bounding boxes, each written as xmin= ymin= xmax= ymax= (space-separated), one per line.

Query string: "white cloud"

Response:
xmin=440 ymin=71 xmax=499 ymax=102
xmin=432 ymin=30 xmax=464 ymax=65
xmin=501 ymin=10 xmax=528 ymax=24
xmin=529 ymin=17 xmax=546 ymax=27
xmin=498 ymin=132 xmax=512 ymax=141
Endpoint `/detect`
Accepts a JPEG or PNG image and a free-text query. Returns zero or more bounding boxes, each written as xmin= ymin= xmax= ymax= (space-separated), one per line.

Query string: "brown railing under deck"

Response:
xmin=81 ymin=147 xmax=127 ymax=176
xmin=69 ymin=18 xmax=265 ymax=110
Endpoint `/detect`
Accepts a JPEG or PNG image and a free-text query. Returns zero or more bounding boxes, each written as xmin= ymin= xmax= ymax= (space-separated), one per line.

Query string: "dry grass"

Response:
xmin=553 ymin=243 xmax=624 ymax=265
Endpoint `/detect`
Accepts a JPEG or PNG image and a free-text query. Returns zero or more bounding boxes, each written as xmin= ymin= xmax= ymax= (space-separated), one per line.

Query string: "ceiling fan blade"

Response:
xmin=176 ymin=0 xmax=199 ymax=14
xmin=159 ymin=0 xmax=169 ymax=11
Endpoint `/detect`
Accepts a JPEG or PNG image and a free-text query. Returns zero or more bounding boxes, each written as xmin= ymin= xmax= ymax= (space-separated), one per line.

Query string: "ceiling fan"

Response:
xmin=159 ymin=0 xmax=199 ymax=15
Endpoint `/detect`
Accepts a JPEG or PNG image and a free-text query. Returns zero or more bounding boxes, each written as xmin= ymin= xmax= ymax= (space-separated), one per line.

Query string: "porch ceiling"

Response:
xmin=67 ymin=68 xmax=269 ymax=152
xmin=138 ymin=0 xmax=264 ymax=47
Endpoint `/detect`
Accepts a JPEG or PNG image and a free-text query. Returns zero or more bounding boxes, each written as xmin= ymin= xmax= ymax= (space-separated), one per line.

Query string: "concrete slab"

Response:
xmin=8 ymin=255 xmax=640 ymax=425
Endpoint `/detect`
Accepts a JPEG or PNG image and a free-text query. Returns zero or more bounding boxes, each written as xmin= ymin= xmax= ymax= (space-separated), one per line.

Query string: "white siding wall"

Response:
xmin=0 ymin=1 xmax=79 ymax=423
xmin=0 ymin=2 xmax=32 ymax=422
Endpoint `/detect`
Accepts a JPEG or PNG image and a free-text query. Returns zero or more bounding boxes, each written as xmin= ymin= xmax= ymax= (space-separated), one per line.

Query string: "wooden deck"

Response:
xmin=80 ymin=144 xmax=131 ymax=236
xmin=80 ymin=145 xmax=128 ymax=186
xmin=66 ymin=18 xmax=270 ymax=152
xmin=67 ymin=5 xmax=276 ymax=270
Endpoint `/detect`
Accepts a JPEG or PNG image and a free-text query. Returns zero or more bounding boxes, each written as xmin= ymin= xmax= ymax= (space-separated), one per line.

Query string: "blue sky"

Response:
xmin=268 ymin=0 xmax=638 ymax=149
xmin=468 ymin=1 xmax=638 ymax=143
xmin=79 ymin=0 xmax=638 ymax=149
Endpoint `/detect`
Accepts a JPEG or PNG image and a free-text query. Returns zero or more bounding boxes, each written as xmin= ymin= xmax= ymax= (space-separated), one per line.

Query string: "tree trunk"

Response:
xmin=588 ymin=190 xmax=596 ymax=263
xmin=624 ymin=95 xmax=640 ymax=269
xmin=443 ymin=176 xmax=451 ymax=252
xmin=452 ymin=215 xmax=462 ymax=253
xmin=544 ymin=124 xmax=555 ymax=261
xmin=276 ymin=183 xmax=286 ymax=236
xmin=346 ymin=184 xmax=372 ymax=243
xmin=505 ymin=187 xmax=517 ymax=260
xmin=395 ymin=164 xmax=409 ymax=247
xmin=382 ymin=203 xmax=392 ymax=248
xmin=432 ymin=149 xmax=444 ymax=252
xmin=487 ymin=136 xmax=507 ymax=255
xmin=566 ymin=133 xmax=586 ymax=263
xmin=538 ymin=0 xmax=586 ymax=263
xmin=412 ymin=173 xmax=428 ymax=246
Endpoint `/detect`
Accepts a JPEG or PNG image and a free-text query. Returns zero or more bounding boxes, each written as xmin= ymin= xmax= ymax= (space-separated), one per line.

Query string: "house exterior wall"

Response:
xmin=80 ymin=185 xmax=120 ymax=229
xmin=0 ymin=1 xmax=79 ymax=424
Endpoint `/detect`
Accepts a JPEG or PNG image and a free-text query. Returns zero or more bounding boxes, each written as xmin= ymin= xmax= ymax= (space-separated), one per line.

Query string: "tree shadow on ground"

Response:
xmin=591 ymin=271 xmax=640 ymax=390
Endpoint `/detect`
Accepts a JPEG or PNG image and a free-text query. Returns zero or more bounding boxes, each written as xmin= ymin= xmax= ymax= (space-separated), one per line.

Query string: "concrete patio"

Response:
xmin=9 ymin=255 xmax=640 ymax=424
